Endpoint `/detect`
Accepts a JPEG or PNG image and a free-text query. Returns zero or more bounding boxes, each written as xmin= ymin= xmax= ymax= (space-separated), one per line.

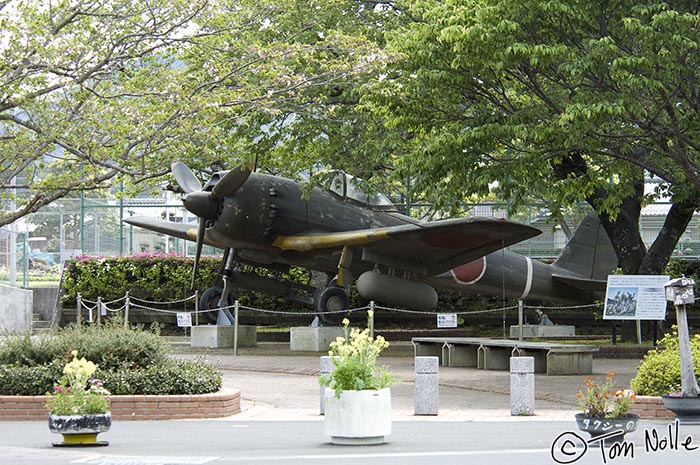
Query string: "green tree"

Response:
xmin=0 ymin=0 xmax=214 ymax=227
xmin=365 ymin=0 xmax=700 ymax=275
xmin=177 ymin=0 xmax=399 ymax=192
xmin=0 ymin=1 xmax=396 ymax=227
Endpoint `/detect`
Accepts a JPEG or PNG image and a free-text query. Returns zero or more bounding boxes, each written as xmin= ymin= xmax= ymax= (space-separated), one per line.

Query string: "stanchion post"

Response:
xmin=233 ymin=300 xmax=239 ymax=356
xmin=195 ymin=290 xmax=199 ymax=327
xmin=369 ymin=301 xmax=375 ymax=339
xmin=124 ymin=291 xmax=130 ymax=328
xmin=76 ymin=293 xmax=82 ymax=327
xmin=518 ymin=300 xmax=524 ymax=342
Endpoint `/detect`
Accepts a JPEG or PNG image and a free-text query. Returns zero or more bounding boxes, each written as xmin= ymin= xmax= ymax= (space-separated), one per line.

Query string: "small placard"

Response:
xmin=437 ymin=313 xmax=458 ymax=328
xmin=176 ymin=312 xmax=192 ymax=327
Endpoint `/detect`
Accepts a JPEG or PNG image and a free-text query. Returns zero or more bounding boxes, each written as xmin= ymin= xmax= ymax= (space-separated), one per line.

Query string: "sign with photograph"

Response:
xmin=603 ymin=275 xmax=669 ymax=320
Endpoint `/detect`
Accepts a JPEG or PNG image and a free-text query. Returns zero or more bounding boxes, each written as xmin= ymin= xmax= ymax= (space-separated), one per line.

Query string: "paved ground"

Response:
xmin=6 ymin=341 xmax=700 ymax=465
xmin=176 ymin=341 xmax=642 ymax=422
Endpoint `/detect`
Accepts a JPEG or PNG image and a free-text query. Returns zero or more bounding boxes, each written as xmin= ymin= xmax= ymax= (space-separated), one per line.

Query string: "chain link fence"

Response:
xmin=2 ymin=195 xmax=699 ymax=287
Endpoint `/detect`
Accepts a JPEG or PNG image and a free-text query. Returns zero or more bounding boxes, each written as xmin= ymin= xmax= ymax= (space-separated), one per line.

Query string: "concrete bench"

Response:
xmin=412 ymin=337 xmax=598 ymax=375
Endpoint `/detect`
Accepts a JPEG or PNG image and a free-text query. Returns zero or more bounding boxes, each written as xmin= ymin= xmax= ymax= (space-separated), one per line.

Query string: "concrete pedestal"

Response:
xmin=191 ymin=325 xmax=257 ymax=348
xmin=290 ymin=326 xmax=347 ymax=352
xmin=509 ymin=324 xmax=576 ymax=338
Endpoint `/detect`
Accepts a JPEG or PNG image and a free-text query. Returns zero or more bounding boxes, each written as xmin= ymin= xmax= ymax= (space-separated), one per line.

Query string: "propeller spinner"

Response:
xmin=171 ymin=161 xmax=253 ymax=288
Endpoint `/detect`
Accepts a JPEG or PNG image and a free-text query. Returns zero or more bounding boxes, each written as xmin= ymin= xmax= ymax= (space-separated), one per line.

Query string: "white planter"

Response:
xmin=323 ymin=387 xmax=391 ymax=445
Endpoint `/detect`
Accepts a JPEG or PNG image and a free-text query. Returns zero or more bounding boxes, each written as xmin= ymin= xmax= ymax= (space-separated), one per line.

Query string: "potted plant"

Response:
xmin=575 ymin=372 xmax=639 ymax=446
xmin=46 ymin=350 xmax=111 ymax=447
xmin=319 ymin=311 xmax=395 ymax=445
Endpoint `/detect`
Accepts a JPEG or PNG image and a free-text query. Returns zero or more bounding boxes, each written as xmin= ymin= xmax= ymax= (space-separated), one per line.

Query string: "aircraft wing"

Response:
xmin=273 ymin=217 xmax=541 ymax=276
xmin=122 ymin=217 xmax=216 ymax=246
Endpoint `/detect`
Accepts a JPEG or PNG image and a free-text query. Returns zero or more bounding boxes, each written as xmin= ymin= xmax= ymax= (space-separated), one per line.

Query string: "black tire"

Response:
xmin=314 ymin=286 xmax=349 ymax=326
xmin=199 ymin=287 xmax=233 ymax=324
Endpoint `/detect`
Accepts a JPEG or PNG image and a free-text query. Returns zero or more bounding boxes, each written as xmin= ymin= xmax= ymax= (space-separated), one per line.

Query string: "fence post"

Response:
xmin=76 ymin=293 xmax=82 ymax=326
xmin=369 ymin=301 xmax=375 ymax=339
xmin=233 ymin=300 xmax=239 ymax=356
xmin=124 ymin=291 xmax=130 ymax=328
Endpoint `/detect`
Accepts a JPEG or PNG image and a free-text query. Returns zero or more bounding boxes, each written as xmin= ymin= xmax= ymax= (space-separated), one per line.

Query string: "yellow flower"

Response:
xmin=342 ymin=318 xmax=350 ymax=327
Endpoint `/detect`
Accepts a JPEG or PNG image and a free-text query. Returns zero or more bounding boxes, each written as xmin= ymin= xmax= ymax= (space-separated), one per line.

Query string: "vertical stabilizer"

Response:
xmin=552 ymin=211 xmax=618 ymax=283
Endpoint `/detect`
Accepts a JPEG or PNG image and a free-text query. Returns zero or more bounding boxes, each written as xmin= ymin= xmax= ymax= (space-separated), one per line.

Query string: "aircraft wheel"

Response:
xmin=199 ymin=287 xmax=233 ymax=324
xmin=314 ymin=286 xmax=349 ymax=326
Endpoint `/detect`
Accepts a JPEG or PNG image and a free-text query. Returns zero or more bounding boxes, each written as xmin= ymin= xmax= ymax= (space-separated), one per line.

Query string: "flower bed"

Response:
xmin=0 ymin=389 xmax=240 ymax=421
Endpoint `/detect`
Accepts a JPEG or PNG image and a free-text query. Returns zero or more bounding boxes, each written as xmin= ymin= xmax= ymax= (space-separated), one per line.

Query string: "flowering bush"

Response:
xmin=45 ymin=351 xmax=110 ymax=415
xmin=576 ymin=372 xmax=635 ymax=418
xmin=319 ymin=312 xmax=395 ymax=399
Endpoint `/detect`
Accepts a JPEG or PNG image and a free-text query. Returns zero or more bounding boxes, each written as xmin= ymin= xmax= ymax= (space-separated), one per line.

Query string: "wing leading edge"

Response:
xmin=274 ymin=217 xmax=541 ymax=276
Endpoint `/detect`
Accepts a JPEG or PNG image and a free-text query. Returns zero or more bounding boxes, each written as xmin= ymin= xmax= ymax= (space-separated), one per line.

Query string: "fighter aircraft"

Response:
xmin=124 ymin=162 xmax=618 ymax=325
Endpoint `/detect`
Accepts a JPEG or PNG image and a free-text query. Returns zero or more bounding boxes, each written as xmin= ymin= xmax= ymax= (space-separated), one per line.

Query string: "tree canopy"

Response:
xmin=363 ymin=0 xmax=700 ymax=274
xmin=0 ymin=0 xmax=388 ymax=226
xmin=3 ymin=0 xmax=700 ymax=279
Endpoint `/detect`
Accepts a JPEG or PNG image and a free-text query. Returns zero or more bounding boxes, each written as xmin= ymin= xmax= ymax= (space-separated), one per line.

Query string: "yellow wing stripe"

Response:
xmin=272 ymin=229 xmax=391 ymax=252
xmin=186 ymin=228 xmax=199 ymax=241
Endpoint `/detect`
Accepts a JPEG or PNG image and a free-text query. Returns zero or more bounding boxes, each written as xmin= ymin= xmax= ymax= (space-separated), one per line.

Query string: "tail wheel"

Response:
xmin=314 ymin=286 xmax=349 ymax=326
xmin=199 ymin=287 xmax=233 ymax=324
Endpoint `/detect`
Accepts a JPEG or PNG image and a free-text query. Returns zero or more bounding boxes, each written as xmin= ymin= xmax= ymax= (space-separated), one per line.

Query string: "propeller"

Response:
xmin=170 ymin=161 xmax=253 ymax=289
xmin=171 ymin=162 xmax=202 ymax=194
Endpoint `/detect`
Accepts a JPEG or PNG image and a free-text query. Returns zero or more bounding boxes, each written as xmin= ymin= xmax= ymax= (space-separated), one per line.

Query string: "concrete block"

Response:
xmin=191 ymin=325 xmax=257 ymax=348
xmin=414 ymin=356 xmax=439 ymax=415
xmin=0 ymin=285 xmax=32 ymax=333
xmin=290 ymin=326 xmax=346 ymax=352
xmin=510 ymin=356 xmax=535 ymax=416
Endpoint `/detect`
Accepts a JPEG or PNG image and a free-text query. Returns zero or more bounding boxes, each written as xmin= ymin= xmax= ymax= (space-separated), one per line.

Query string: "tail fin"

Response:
xmin=551 ymin=211 xmax=618 ymax=291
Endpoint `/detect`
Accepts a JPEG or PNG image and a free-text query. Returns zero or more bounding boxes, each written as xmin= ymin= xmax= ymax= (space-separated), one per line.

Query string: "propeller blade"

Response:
xmin=191 ymin=218 xmax=206 ymax=290
xmin=211 ymin=162 xmax=253 ymax=199
xmin=171 ymin=161 xmax=202 ymax=194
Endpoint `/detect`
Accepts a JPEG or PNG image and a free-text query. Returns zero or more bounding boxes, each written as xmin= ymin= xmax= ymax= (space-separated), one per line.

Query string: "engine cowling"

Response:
xmin=356 ymin=271 xmax=438 ymax=311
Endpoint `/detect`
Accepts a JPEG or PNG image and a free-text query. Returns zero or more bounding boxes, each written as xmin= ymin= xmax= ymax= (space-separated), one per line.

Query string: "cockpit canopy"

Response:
xmin=329 ymin=172 xmax=397 ymax=211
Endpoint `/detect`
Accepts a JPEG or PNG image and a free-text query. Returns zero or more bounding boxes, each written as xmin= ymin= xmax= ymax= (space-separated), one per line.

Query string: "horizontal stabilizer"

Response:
xmin=552 ymin=274 xmax=608 ymax=291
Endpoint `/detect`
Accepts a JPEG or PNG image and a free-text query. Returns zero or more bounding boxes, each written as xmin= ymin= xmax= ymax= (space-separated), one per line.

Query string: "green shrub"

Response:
xmin=0 ymin=332 xmax=63 ymax=366
xmin=630 ymin=330 xmax=700 ymax=396
xmin=0 ymin=321 xmax=170 ymax=370
xmin=99 ymin=359 xmax=222 ymax=395
xmin=0 ymin=361 xmax=63 ymax=395
xmin=0 ymin=323 xmax=221 ymax=396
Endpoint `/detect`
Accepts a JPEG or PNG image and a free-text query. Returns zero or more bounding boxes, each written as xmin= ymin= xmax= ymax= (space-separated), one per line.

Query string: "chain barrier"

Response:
xmin=75 ymin=290 xmax=602 ymax=324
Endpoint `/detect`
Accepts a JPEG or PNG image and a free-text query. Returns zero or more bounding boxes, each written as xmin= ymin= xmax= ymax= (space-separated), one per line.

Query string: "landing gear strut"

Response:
xmin=199 ymin=249 xmax=238 ymax=325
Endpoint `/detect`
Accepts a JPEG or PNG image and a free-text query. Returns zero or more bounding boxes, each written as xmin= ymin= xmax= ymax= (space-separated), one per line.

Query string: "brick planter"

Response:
xmin=0 ymin=388 xmax=240 ymax=421
xmin=629 ymin=395 xmax=676 ymax=421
